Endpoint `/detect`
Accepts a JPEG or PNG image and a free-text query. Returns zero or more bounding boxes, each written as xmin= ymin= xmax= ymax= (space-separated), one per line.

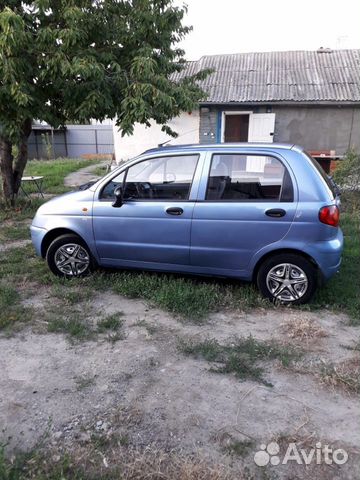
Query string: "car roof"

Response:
xmin=143 ymin=142 xmax=302 ymax=155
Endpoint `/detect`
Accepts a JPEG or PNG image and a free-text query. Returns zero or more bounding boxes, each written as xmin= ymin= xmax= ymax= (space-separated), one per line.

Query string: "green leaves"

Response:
xmin=0 ymin=0 xmax=208 ymax=142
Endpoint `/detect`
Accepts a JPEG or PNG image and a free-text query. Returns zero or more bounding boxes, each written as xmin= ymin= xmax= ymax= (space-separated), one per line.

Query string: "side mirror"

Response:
xmin=112 ymin=185 xmax=124 ymax=208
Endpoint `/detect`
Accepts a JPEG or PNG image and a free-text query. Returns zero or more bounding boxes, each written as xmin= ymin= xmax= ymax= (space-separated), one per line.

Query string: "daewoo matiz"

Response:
xmin=31 ymin=143 xmax=343 ymax=304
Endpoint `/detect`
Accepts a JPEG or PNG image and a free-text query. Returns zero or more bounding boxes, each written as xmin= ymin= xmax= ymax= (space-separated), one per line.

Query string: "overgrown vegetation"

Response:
xmin=178 ymin=335 xmax=301 ymax=386
xmin=0 ymin=443 xmax=233 ymax=480
xmin=319 ymin=357 xmax=360 ymax=394
xmin=281 ymin=316 xmax=328 ymax=341
xmin=333 ymin=149 xmax=360 ymax=211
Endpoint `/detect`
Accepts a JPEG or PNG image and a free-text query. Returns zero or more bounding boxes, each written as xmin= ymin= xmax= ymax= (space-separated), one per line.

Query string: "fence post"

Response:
xmin=95 ymin=128 xmax=98 ymax=154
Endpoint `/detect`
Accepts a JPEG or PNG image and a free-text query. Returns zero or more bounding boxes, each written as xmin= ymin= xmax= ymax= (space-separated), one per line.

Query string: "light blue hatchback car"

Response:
xmin=31 ymin=143 xmax=343 ymax=304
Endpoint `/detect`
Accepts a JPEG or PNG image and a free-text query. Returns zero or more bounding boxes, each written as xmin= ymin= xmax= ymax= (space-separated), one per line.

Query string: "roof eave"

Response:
xmin=199 ymin=100 xmax=360 ymax=107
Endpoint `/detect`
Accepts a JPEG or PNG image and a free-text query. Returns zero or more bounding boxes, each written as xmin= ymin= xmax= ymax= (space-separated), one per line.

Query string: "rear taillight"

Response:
xmin=319 ymin=205 xmax=340 ymax=227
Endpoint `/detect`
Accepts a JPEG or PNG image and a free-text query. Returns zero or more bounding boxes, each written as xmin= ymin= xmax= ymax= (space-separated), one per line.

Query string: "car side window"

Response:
xmin=100 ymin=171 xmax=126 ymax=200
xmin=123 ymin=155 xmax=199 ymax=201
xmin=206 ymin=154 xmax=292 ymax=201
xmin=100 ymin=155 xmax=199 ymax=201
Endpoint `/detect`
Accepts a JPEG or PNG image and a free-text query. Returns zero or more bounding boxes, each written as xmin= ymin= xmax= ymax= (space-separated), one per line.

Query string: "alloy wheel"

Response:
xmin=266 ymin=263 xmax=308 ymax=302
xmin=54 ymin=243 xmax=90 ymax=276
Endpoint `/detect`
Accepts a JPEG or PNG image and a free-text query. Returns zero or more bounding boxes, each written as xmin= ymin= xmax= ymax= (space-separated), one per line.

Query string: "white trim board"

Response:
xmin=220 ymin=111 xmax=253 ymax=142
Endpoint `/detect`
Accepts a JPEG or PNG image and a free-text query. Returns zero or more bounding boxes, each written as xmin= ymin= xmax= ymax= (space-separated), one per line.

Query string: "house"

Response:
xmin=113 ymin=48 xmax=360 ymax=165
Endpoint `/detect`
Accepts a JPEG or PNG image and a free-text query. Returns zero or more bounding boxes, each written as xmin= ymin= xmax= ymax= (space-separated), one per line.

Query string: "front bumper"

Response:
xmin=30 ymin=225 xmax=47 ymax=257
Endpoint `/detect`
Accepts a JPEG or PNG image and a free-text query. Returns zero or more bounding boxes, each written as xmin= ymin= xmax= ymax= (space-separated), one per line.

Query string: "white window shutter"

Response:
xmin=248 ymin=114 xmax=276 ymax=143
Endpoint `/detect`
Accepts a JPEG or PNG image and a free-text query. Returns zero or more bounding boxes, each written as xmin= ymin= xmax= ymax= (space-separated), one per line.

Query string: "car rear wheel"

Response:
xmin=46 ymin=234 xmax=93 ymax=278
xmin=257 ymin=253 xmax=317 ymax=305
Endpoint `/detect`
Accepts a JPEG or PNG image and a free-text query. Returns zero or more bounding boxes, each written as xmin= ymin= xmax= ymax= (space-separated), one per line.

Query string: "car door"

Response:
xmin=93 ymin=152 xmax=202 ymax=268
xmin=190 ymin=150 xmax=297 ymax=275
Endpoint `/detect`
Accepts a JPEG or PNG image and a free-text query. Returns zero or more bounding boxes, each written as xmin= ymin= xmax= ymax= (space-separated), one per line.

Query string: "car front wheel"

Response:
xmin=46 ymin=234 xmax=93 ymax=278
xmin=257 ymin=253 xmax=317 ymax=305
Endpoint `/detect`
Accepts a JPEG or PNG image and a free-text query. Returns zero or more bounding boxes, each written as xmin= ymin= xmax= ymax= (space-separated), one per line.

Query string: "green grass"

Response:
xmin=83 ymin=271 xmax=265 ymax=321
xmin=92 ymin=165 xmax=108 ymax=177
xmin=0 ymin=244 xmax=50 ymax=280
xmin=97 ymin=313 xmax=124 ymax=332
xmin=0 ymin=283 xmax=31 ymax=330
xmin=0 ymin=284 xmax=19 ymax=309
xmin=0 ymin=224 xmax=30 ymax=242
xmin=0 ymin=198 xmax=45 ymax=223
xmin=23 ymin=157 xmax=99 ymax=194
xmin=51 ymin=283 xmax=92 ymax=305
xmin=224 ymin=439 xmax=255 ymax=456
xmin=47 ymin=314 xmax=93 ymax=341
xmin=179 ymin=335 xmax=301 ymax=386
xmin=97 ymin=313 xmax=126 ymax=342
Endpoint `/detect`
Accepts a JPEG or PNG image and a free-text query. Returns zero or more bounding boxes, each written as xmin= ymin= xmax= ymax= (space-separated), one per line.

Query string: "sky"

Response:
xmin=177 ymin=0 xmax=360 ymax=60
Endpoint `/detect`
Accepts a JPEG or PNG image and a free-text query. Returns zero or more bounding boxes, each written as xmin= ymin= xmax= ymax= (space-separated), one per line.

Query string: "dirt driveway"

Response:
xmin=1 ymin=286 xmax=359 ymax=479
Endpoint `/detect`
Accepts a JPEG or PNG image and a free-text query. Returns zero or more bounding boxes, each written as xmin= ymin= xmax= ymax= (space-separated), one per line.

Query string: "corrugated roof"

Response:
xmin=172 ymin=49 xmax=360 ymax=103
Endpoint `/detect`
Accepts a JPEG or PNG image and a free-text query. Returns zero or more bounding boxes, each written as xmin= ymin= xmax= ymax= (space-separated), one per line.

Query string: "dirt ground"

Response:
xmin=1 ymin=287 xmax=359 ymax=479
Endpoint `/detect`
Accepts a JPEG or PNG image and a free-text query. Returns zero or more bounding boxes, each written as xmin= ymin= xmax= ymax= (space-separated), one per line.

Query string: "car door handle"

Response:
xmin=166 ymin=207 xmax=184 ymax=216
xmin=265 ymin=208 xmax=286 ymax=218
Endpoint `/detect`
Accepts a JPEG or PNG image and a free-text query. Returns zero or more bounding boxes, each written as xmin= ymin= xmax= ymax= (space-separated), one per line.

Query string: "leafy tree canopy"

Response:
xmin=0 ymin=0 xmax=208 ymax=203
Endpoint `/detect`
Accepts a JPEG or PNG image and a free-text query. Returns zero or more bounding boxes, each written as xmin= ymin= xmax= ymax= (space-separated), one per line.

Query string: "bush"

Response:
xmin=333 ymin=149 xmax=360 ymax=212
xmin=334 ymin=149 xmax=360 ymax=190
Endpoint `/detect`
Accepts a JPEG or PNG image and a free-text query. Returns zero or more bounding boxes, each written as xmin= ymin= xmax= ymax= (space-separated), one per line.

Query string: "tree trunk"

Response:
xmin=0 ymin=137 xmax=14 ymax=205
xmin=0 ymin=118 xmax=32 ymax=206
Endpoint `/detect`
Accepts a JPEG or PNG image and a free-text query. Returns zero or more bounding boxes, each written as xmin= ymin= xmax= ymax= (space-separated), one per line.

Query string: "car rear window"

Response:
xmin=305 ymin=152 xmax=337 ymax=199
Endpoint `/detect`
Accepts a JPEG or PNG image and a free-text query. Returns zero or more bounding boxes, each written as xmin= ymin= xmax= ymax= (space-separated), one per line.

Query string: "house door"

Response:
xmin=224 ymin=114 xmax=249 ymax=142
xmin=248 ymin=113 xmax=276 ymax=142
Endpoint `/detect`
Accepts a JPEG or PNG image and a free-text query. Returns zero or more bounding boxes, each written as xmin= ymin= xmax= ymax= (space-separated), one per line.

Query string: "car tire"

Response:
xmin=257 ymin=253 xmax=317 ymax=305
xmin=46 ymin=234 xmax=94 ymax=278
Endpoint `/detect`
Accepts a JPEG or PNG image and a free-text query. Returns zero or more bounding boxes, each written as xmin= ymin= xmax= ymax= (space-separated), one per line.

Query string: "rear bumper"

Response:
xmin=30 ymin=225 xmax=47 ymax=257
xmin=310 ymin=229 xmax=344 ymax=281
